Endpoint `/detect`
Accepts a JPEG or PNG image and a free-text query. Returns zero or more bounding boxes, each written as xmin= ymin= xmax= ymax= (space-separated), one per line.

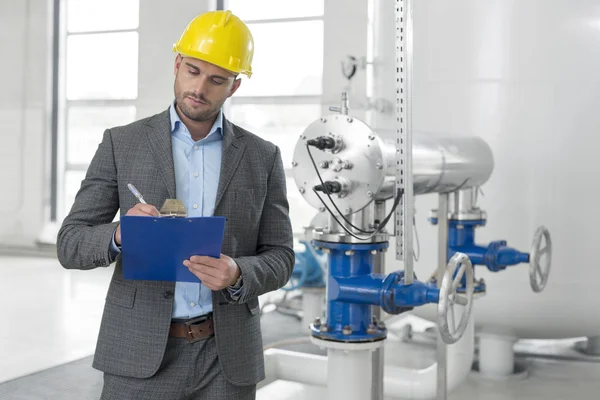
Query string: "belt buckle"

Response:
xmin=184 ymin=315 xmax=210 ymax=343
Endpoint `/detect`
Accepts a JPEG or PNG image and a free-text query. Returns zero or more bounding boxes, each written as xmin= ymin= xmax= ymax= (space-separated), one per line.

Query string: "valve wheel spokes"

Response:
xmin=529 ymin=226 xmax=552 ymax=293
xmin=437 ymin=252 xmax=475 ymax=344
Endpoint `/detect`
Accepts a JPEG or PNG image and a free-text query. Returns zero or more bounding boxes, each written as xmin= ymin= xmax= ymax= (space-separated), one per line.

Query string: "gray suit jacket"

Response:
xmin=56 ymin=108 xmax=295 ymax=386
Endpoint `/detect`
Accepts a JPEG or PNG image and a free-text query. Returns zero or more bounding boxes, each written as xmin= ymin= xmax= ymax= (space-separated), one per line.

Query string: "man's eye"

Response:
xmin=188 ymin=69 xmax=199 ymax=75
xmin=212 ymin=79 xmax=224 ymax=85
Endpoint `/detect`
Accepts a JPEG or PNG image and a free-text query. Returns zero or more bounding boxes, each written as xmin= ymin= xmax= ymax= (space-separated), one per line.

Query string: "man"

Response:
xmin=57 ymin=10 xmax=294 ymax=400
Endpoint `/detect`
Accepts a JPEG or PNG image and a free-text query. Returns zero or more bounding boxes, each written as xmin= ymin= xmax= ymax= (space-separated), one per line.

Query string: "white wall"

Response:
xmin=136 ymin=0 xmax=213 ymax=119
xmin=321 ymin=0 xmax=369 ymax=121
xmin=0 ymin=0 xmax=51 ymax=248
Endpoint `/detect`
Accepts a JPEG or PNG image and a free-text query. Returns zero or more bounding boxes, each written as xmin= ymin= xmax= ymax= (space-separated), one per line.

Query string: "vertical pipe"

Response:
xmin=436 ymin=193 xmax=449 ymax=400
xmin=327 ymin=247 xmax=374 ymax=334
xmin=328 ymin=348 xmax=373 ymax=400
xmin=371 ymin=202 xmax=385 ymax=400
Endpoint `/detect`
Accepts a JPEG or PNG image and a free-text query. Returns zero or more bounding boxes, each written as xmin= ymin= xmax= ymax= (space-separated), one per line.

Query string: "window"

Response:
xmin=226 ymin=103 xmax=322 ymax=169
xmin=224 ymin=1 xmax=325 ymax=233
xmin=58 ymin=0 xmax=140 ymax=220
xmin=234 ymin=21 xmax=324 ymax=97
xmin=225 ymin=0 xmax=324 ymax=20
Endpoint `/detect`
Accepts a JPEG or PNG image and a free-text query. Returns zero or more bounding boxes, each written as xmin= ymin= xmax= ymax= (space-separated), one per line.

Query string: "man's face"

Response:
xmin=173 ymin=54 xmax=241 ymax=122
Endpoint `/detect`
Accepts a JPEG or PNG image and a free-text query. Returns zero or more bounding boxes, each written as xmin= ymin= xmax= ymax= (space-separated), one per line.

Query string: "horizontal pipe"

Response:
xmin=263 ymin=348 xmax=328 ymax=387
xmin=380 ymin=134 xmax=494 ymax=197
xmin=329 ymin=274 xmax=384 ymax=305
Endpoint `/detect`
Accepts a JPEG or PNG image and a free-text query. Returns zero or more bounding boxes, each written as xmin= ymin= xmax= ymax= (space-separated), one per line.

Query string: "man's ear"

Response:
xmin=174 ymin=54 xmax=183 ymax=75
xmin=229 ymin=78 xmax=242 ymax=97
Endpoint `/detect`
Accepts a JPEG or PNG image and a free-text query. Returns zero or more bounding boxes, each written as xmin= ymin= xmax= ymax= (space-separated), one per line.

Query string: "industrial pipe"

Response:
xmin=261 ymin=305 xmax=474 ymax=399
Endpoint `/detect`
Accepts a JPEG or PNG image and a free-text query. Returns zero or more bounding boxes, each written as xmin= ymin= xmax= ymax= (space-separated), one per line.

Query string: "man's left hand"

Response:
xmin=184 ymin=254 xmax=241 ymax=291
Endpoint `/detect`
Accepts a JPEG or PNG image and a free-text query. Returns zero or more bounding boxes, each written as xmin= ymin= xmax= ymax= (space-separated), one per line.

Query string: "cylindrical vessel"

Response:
xmin=375 ymin=0 xmax=600 ymax=339
xmin=292 ymin=116 xmax=494 ymax=214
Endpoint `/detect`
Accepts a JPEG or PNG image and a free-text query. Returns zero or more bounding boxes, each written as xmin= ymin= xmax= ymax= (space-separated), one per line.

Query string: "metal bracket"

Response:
xmin=395 ymin=0 xmax=415 ymax=285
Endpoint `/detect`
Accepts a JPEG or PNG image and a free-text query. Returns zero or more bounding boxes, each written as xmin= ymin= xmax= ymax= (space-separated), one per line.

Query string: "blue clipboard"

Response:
xmin=120 ymin=215 xmax=226 ymax=282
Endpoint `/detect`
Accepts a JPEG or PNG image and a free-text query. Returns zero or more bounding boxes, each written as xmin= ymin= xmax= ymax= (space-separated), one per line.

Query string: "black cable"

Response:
xmin=305 ymin=143 xmax=403 ymax=240
xmin=313 ymin=188 xmax=402 ymax=240
xmin=306 ymin=143 xmax=374 ymax=233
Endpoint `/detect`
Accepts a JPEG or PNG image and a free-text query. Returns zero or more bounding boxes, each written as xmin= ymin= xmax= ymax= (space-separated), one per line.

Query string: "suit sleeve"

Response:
xmin=57 ymin=129 xmax=121 ymax=269
xmin=225 ymin=146 xmax=295 ymax=303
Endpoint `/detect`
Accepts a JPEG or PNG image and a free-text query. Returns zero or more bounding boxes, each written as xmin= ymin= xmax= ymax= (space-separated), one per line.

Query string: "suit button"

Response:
xmin=164 ymin=291 xmax=174 ymax=299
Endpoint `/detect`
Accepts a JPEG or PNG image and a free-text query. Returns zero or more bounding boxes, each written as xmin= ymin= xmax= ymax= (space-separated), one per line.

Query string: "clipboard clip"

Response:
xmin=159 ymin=199 xmax=187 ymax=218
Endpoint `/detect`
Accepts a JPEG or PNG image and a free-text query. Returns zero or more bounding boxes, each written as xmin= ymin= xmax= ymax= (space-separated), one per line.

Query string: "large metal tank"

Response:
xmin=371 ymin=0 xmax=600 ymax=338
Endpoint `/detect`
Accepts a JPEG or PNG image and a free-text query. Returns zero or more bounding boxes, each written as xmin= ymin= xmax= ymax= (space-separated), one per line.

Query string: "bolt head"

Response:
xmin=345 ymin=208 xmax=352 ymax=214
xmin=368 ymin=135 xmax=375 ymax=140
xmin=320 ymin=324 xmax=329 ymax=332
xmin=321 ymin=118 xmax=327 ymax=123
xmin=367 ymin=191 xmax=373 ymax=198
xmin=377 ymin=320 xmax=386 ymax=329
xmin=292 ymin=161 xmax=298 ymax=167
xmin=347 ymin=117 xmax=353 ymax=123
xmin=319 ymin=207 xmax=326 ymax=212
xmin=370 ymin=250 xmax=377 ymax=255
xmin=367 ymin=324 xmax=377 ymax=334
xmin=299 ymin=187 xmax=305 ymax=194
xmin=345 ymin=250 xmax=354 ymax=256
xmin=313 ymin=317 xmax=322 ymax=327
xmin=342 ymin=326 xmax=352 ymax=335
xmin=376 ymin=163 xmax=383 ymax=169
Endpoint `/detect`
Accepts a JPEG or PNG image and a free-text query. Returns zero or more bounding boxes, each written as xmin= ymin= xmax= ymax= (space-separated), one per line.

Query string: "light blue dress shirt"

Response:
xmin=169 ymin=102 xmax=223 ymax=319
xmin=110 ymin=101 xmax=239 ymax=319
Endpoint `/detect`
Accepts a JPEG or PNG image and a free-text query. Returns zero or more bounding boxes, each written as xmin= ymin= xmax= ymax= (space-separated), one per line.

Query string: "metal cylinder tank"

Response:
xmin=372 ymin=0 xmax=600 ymax=338
xmin=291 ymin=116 xmax=493 ymax=214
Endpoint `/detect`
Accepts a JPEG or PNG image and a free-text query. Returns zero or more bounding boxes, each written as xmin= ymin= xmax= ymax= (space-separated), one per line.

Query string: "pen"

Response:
xmin=127 ymin=183 xmax=147 ymax=204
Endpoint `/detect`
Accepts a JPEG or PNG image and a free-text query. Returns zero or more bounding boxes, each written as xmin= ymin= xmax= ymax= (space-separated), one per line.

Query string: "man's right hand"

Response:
xmin=115 ymin=203 xmax=160 ymax=245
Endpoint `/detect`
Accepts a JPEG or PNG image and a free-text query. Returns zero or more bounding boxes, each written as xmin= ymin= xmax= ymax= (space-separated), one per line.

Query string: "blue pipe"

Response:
xmin=311 ymin=240 xmax=441 ymax=343
xmin=430 ymin=217 xmax=530 ymax=273
xmin=329 ymin=274 xmax=440 ymax=309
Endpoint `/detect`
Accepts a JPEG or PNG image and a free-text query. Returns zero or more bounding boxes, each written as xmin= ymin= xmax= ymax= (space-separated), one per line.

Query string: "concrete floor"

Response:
xmin=0 ymin=256 xmax=111 ymax=383
xmin=1 ymin=255 xmax=599 ymax=399
xmin=257 ymin=351 xmax=600 ymax=400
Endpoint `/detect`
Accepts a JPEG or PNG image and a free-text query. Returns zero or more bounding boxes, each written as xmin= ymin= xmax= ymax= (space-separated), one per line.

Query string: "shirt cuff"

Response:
xmin=108 ymin=227 xmax=121 ymax=261
xmin=227 ymin=278 xmax=243 ymax=300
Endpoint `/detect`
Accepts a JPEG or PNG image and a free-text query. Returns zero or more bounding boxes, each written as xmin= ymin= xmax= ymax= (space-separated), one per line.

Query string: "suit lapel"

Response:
xmin=215 ymin=118 xmax=247 ymax=209
xmin=145 ymin=109 xmax=176 ymax=199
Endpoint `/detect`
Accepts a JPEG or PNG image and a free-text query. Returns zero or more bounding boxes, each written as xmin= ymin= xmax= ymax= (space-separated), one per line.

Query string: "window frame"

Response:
xmin=220 ymin=1 xmax=325 ymax=177
xmin=54 ymin=0 xmax=140 ymax=222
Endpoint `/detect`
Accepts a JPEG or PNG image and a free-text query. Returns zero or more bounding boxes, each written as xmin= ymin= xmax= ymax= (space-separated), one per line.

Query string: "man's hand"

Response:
xmin=114 ymin=204 xmax=160 ymax=245
xmin=184 ymin=254 xmax=241 ymax=291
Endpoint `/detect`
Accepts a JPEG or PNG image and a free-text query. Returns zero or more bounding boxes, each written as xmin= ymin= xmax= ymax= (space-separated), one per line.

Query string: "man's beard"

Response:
xmin=177 ymin=93 xmax=218 ymax=122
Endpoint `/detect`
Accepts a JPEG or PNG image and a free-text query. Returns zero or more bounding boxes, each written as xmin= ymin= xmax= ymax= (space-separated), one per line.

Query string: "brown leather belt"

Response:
xmin=169 ymin=314 xmax=214 ymax=343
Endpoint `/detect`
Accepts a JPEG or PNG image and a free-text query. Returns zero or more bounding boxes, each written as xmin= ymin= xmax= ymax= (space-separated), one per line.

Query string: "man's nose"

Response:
xmin=195 ymin=75 xmax=211 ymax=93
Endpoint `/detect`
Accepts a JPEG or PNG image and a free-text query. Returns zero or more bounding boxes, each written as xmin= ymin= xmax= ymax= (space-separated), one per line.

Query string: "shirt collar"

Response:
xmin=169 ymin=100 xmax=223 ymax=138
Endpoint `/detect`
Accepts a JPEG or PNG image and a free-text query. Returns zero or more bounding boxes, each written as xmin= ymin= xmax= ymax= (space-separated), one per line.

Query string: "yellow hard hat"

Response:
xmin=173 ymin=10 xmax=254 ymax=78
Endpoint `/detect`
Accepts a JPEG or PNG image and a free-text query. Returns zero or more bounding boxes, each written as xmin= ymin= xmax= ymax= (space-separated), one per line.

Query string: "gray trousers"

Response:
xmin=99 ymin=336 xmax=256 ymax=400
